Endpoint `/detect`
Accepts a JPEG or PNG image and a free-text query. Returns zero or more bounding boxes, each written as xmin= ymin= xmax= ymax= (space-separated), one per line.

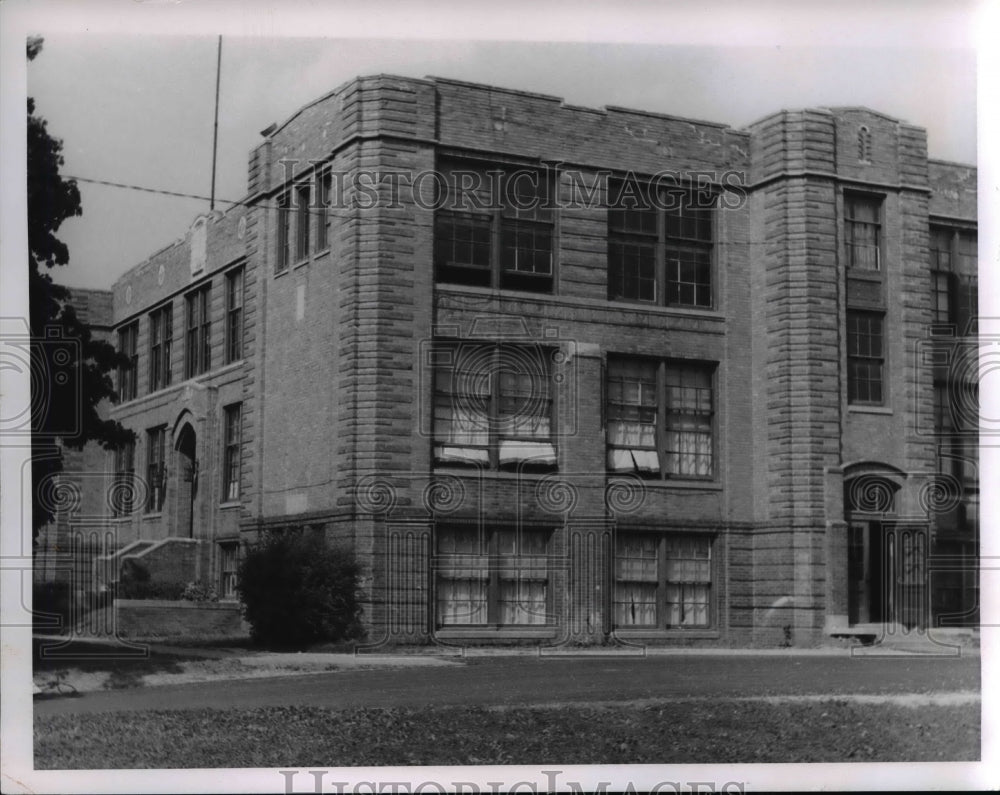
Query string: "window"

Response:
xmin=608 ymin=181 xmax=714 ymax=308
xmin=316 ymin=169 xmax=331 ymax=251
xmin=615 ymin=534 xmax=712 ymax=628
xmin=148 ymin=305 xmax=172 ymax=392
xmin=931 ymin=270 xmax=954 ymax=325
xmin=435 ymin=526 xmax=551 ymax=627
xmin=219 ymin=543 xmax=239 ymax=600
xmin=857 ymin=125 xmax=872 ymax=162
xmin=275 ymin=191 xmax=291 ymax=274
xmin=607 ymin=358 xmax=715 ymax=479
xmin=845 ymin=195 xmax=881 ymax=271
xmin=931 ymin=225 xmax=978 ymax=334
xmin=223 ymin=403 xmax=241 ymax=502
xmin=847 ymin=310 xmax=884 ymax=405
xmin=432 ymin=343 xmax=556 ymax=470
xmin=434 ymin=163 xmax=554 ymax=293
xmin=185 ymin=285 xmax=211 ymax=378
xmin=117 ymin=322 xmax=138 ymax=401
xmin=295 ymin=182 xmax=311 ymax=262
xmin=225 ymin=267 xmax=244 ymax=363
xmin=111 ymin=439 xmax=135 ymax=517
xmin=146 ymin=426 xmax=167 ymax=513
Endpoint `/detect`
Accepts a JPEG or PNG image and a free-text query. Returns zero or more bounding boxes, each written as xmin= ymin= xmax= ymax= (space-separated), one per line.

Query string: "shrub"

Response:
xmin=237 ymin=529 xmax=363 ymax=648
xmin=119 ymin=558 xmax=150 ymax=584
xmin=181 ymin=581 xmax=219 ymax=602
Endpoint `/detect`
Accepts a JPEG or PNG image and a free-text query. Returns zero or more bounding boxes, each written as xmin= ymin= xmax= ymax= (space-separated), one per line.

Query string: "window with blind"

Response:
xmin=930 ymin=225 xmax=978 ymax=334
xmin=295 ymin=182 xmax=311 ymax=262
xmin=614 ymin=533 xmax=713 ymax=629
xmin=316 ymin=168 xmax=332 ymax=251
xmin=225 ymin=267 xmax=244 ymax=364
xmin=185 ymin=285 xmax=212 ymax=378
xmin=117 ymin=321 xmax=138 ymax=401
xmin=219 ymin=542 xmax=239 ymax=600
xmin=435 ymin=526 xmax=552 ymax=628
xmin=148 ymin=305 xmax=172 ymax=393
xmin=606 ymin=358 xmax=715 ymax=479
xmin=146 ymin=426 xmax=167 ymax=513
xmin=112 ymin=439 xmax=135 ymax=517
xmin=608 ymin=180 xmax=714 ymax=308
xmin=433 ymin=343 xmax=556 ymax=470
xmin=845 ymin=195 xmax=882 ymax=271
xmin=223 ymin=403 xmax=241 ymax=502
xmin=275 ymin=191 xmax=291 ymax=274
xmin=434 ymin=162 xmax=554 ymax=293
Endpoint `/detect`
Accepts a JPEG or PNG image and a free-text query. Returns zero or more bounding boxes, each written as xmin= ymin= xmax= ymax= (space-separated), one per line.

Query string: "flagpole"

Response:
xmin=210 ymin=35 xmax=222 ymax=212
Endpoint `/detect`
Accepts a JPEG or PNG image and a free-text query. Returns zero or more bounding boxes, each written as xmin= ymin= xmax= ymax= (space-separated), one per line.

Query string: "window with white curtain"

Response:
xmin=435 ymin=526 xmax=551 ymax=628
xmin=615 ymin=533 xmax=712 ymax=629
xmin=433 ymin=342 xmax=556 ymax=470
xmin=607 ymin=357 xmax=715 ymax=479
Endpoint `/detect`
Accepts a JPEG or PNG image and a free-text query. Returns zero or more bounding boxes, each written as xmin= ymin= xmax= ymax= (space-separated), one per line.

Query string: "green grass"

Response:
xmin=35 ymin=700 xmax=979 ymax=768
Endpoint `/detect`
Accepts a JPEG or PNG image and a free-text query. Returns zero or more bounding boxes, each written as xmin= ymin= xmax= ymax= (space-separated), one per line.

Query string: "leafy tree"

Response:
xmin=27 ymin=37 xmax=133 ymax=538
xmin=237 ymin=530 xmax=364 ymax=648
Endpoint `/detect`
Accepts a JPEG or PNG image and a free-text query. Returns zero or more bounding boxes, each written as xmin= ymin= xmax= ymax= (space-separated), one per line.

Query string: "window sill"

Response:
xmin=219 ymin=501 xmax=242 ymax=510
xmin=435 ymin=283 xmax=727 ymax=323
xmin=110 ymin=515 xmax=134 ymax=523
xmin=613 ymin=477 xmax=723 ymax=491
xmin=435 ymin=626 xmax=558 ymax=640
xmin=433 ymin=467 xmax=557 ymax=480
xmin=848 ymin=405 xmax=893 ymax=415
xmin=613 ymin=628 xmax=719 ymax=640
xmin=846 ymin=270 xmax=883 ymax=282
xmin=608 ymin=298 xmax=717 ymax=316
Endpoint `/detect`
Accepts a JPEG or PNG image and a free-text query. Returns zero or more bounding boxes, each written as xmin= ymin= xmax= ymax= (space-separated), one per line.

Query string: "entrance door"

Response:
xmin=175 ymin=424 xmax=197 ymax=538
xmin=848 ymin=521 xmax=928 ymax=627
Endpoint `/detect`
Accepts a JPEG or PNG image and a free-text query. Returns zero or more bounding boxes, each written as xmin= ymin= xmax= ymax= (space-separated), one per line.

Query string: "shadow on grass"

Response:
xmin=33 ymin=638 xmax=196 ymax=680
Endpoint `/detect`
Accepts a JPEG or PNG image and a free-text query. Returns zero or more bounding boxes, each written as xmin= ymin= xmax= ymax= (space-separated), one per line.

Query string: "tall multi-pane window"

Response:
xmin=185 ymin=285 xmax=211 ymax=378
xmin=614 ymin=534 xmax=713 ymax=629
xmin=146 ymin=426 xmax=167 ymax=513
xmin=608 ymin=205 xmax=657 ymax=303
xmin=847 ymin=310 xmax=884 ymax=405
xmin=275 ymin=191 xmax=291 ymax=274
xmin=112 ymin=439 xmax=135 ymax=517
xmin=844 ymin=195 xmax=882 ymax=271
xmin=295 ymin=182 xmax=311 ymax=262
xmin=225 ymin=267 xmax=244 ymax=363
xmin=316 ymin=169 xmax=331 ymax=251
xmin=931 ymin=225 xmax=978 ymax=334
xmin=606 ymin=358 xmax=715 ymax=479
xmin=117 ymin=321 xmax=138 ymax=401
xmin=432 ymin=342 xmax=556 ymax=470
xmin=435 ymin=527 xmax=551 ymax=628
xmin=608 ymin=181 xmax=714 ymax=308
xmin=434 ymin=162 xmax=554 ymax=293
xmin=219 ymin=543 xmax=239 ymax=600
xmin=148 ymin=305 xmax=172 ymax=392
xmin=223 ymin=403 xmax=242 ymax=502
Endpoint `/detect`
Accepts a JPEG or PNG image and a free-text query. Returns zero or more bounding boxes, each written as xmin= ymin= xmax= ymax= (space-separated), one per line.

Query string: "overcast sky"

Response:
xmin=19 ymin=4 xmax=981 ymax=291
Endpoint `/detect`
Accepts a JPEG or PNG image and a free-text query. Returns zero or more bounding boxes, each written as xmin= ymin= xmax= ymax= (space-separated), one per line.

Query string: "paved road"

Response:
xmin=34 ymin=653 xmax=980 ymax=717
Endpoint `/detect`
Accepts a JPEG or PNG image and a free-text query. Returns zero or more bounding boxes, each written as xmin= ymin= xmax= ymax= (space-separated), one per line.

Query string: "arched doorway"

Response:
xmin=175 ymin=424 xmax=198 ymax=538
xmin=844 ymin=469 xmax=927 ymax=628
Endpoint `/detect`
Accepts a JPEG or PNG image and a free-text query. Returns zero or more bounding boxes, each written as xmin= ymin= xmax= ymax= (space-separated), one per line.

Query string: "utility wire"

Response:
xmin=65 ymin=174 xmax=242 ymax=207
